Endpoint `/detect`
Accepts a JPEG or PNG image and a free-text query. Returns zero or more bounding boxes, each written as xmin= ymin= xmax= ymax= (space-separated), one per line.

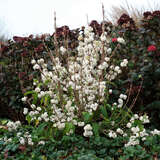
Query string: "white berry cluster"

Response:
xmin=113 ymin=93 xmax=127 ymax=108
xmin=106 ymin=113 xmax=159 ymax=147
xmin=125 ymin=126 xmax=149 ymax=147
xmin=38 ymin=140 xmax=45 ymax=145
xmin=120 ymin=59 xmax=128 ymax=67
xmin=6 ymin=121 xmax=21 ymax=131
xmin=83 ymin=124 xmax=93 ymax=137
xmin=60 ymin=46 xmax=67 ymax=55
xmin=17 ymin=131 xmax=34 ymax=146
xmin=23 ymin=26 xmax=128 ymax=136
xmin=151 ymin=129 xmax=160 ymax=136
xmin=117 ymin=37 xmax=126 ymax=44
xmin=21 ymin=96 xmax=27 ymax=102
xmin=1 ymin=137 xmax=12 ymax=145
xmin=129 ymin=114 xmax=150 ymax=124
xmin=108 ymin=130 xmax=117 ymax=138
xmin=116 ymin=128 xmax=124 ymax=135
xmin=124 ymin=114 xmax=150 ymax=147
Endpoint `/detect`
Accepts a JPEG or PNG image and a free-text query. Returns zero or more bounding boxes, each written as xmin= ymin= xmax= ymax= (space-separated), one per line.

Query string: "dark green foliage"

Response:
xmin=108 ymin=11 xmax=160 ymax=129
xmin=0 ymin=28 xmax=80 ymax=121
xmin=0 ymin=133 xmax=160 ymax=159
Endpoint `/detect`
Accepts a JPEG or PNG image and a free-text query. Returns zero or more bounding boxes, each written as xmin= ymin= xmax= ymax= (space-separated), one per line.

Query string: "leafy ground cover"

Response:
xmin=0 ymin=118 xmax=160 ymax=160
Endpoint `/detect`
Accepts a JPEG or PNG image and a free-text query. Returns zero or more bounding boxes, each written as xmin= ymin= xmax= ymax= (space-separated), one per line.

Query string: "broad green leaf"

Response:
xmin=41 ymin=97 xmax=44 ymax=105
xmin=92 ymin=123 xmax=100 ymax=137
xmin=24 ymin=90 xmax=36 ymax=96
xmin=100 ymin=106 xmax=108 ymax=118
xmin=64 ymin=122 xmax=75 ymax=134
xmin=106 ymin=80 xmax=117 ymax=87
xmin=44 ymin=95 xmax=50 ymax=106
xmin=1 ymin=120 xmax=8 ymax=125
xmin=41 ymin=155 xmax=47 ymax=160
xmin=37 ymin=122 xmax=48 ymax=135
xmin=82 ymin=112 xmax=93 ymax=123
xmin=32 ymin=93 xmax=38 ymax=104
xmin=35 ymin=119 xmax=39 ymax=126
xmin=26 ymin=115 xmax=32 ymax=124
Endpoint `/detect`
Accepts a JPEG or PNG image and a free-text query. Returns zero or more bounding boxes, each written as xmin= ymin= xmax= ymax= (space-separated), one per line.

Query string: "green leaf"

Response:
xmin=41 ymin=97 xmax=44 ymax=104
xmin=44 ymin=79 xmax=51 ymax=85
xmin=32 ymin=93 xmax=38 ymax=104
xmin=145 ymin=101 xmax=160 ymax=110
xmin=26 ymin=115 xmax=32 ymax=124
xmin=128 ymin=62 xmax=134 ymax=69
xmin=37 ymin=122 xmax=48 ymax=135
xmin=41 ymin=156 xmax=47 ymax=160
xmin=64 ymin=122 xmax=75 ymax=134
xmin=1 ymin=120 xmax=8 ymax=125
xmin=44 ymin=95 xmax=50 ymax=106
xmin=154 ymin=68 xmax=160 ymax=78
xmin=82 ymin=112 xmax=93 ymax=123
xmin=24 ymin=90 xmax=36 ymax=96
xmin=100 ymin=106 xmax=108 ymax=118
xmin=0 ymin=61 xmax=6 ymax=66
xmin=106 ymin=80 xmax=117 ymax=87
xmin=92 ymin=123 xmax=100 ymax=137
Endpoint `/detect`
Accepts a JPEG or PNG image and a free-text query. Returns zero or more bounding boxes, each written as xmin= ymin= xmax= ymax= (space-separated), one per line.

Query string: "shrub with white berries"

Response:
xmin=1 ymin=26 xmax=160 ymax=152
xmin=23 ymin=26 xmax=129 ymax=136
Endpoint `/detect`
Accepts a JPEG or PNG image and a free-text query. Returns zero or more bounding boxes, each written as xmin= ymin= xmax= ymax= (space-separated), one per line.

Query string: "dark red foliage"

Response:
xmin=40 ymin=34 xmax=47 ymax=40
xmin=117 ymin=14 xmax=136 ymax=30
xmin=29 ymin=34 xmax=33 ymax=39
xmin=4 ymin=150 xmax=8 ymax=159
xmin=13 ymin=36 xmax=29 ymax=43
xmin=129 ymin=85 xmax=143 ymax=95
xmin=62 ymin=25 xmax=70 ymax=36
xmin=143 ymin=10 xmax=160 ymax=19
xmin=89 ymin=20 xmax=112 ymax=36
xmin=0 ymin=45 xmax=8 ymax=53
xmin=54 ymin=25 xmax=70 ymax=38
xmin=18 ymin=145 xmax=26 ymax=152
xmin=18 ymin=72 xmax=27 ymax=80
xmin=89 ymin=20 xmax=102 ymax=35
xmin=34 ymin=43 xmax=44 ymax=52
xmin=90 ymin=20 xmax=99 ymax=28
xmin=117 ymin=14 xmax=135 ymax=25
xmin=21 ymin=50 xmax=28 ymax=57
xmin=152 ymin=10 xmax=160 ymax=18
xmin=23 ymin=41 xmax=28 ymax=47
xmin=155 ymin=52 xmax=160 ymax=57
xmin=143 ymin=11 xmax=152 ymax=18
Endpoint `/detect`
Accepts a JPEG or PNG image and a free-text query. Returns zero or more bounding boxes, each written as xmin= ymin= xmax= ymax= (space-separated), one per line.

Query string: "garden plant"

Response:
xmin=0 ymin=9 xmax=160 ymax=160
